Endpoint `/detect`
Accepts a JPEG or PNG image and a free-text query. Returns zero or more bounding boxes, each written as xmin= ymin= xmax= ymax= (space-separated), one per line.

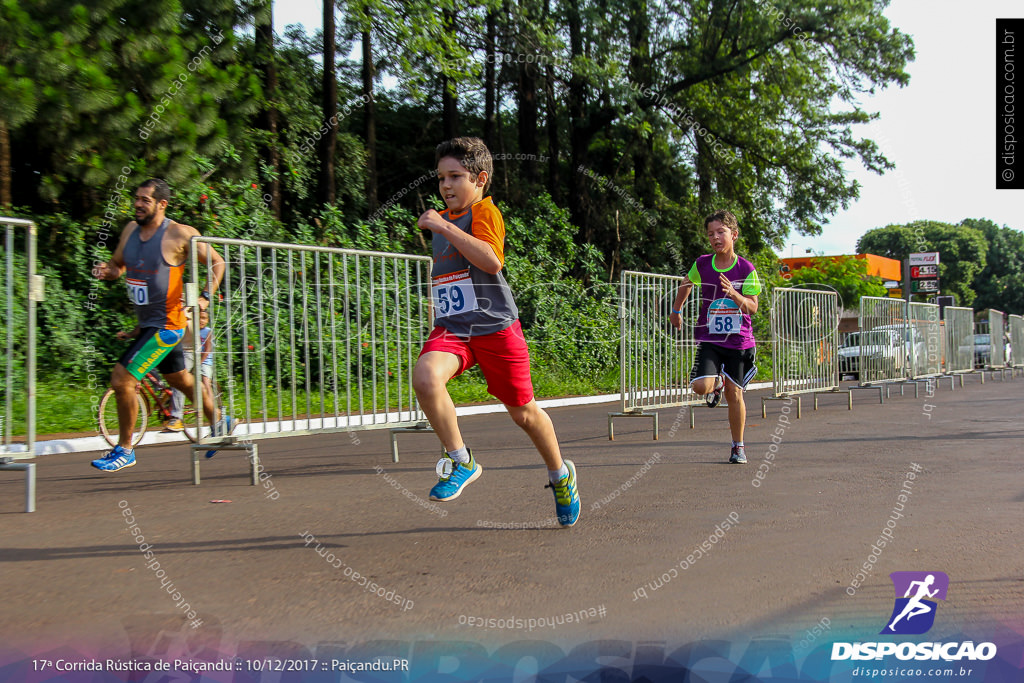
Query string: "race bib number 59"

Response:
xmin=432 ymin=270 xmax=479 ymax=318
xmin=708 ymin=298 xmax=741 ymax=334
xmin=126 ymin=278 xmax=150 ymax=306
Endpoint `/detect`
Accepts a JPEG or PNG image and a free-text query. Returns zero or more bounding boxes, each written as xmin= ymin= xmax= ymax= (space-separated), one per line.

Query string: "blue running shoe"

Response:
xmin=91 ymin=445 xmax=136 ymax=472
xmin=546 ymin=459 xmax=580 ymax=527
xmin=205 ymin=416 xmax=236 ymax=458
xmin=429 ymin=450 xmax=481 ymax=501
xmin=729 ymin=446 xmax=747 ymax=464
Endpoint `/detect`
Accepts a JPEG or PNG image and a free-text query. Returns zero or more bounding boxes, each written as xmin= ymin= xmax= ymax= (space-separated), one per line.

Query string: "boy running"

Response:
xmin=669 ymin=209 xmax=762 ymax=464
xmin=412 ymin=137 xmax=580 ymax=526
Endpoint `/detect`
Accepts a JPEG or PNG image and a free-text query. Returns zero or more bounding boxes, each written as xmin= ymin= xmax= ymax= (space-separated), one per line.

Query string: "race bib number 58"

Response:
xmin=126 ymin=278 xmax=150 ymax=306
xmin=432 ymin=270 xmax=479 ymax=318
xmin=708 ymin=298 xmax=741 ymax=334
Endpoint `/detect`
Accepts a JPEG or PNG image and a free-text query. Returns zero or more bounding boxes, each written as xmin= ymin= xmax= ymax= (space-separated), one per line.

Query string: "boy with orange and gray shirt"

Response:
xmin=412 ymin=137 xmax=580 ymax=526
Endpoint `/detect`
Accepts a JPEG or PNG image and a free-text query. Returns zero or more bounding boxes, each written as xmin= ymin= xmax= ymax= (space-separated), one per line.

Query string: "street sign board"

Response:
xmin=909 ymin=252 xmax=940 ymax=266
xmin=888 ymin=288 xmax=903 ymax=298
xmin=911 ymin=265 xmax=938 ymax=278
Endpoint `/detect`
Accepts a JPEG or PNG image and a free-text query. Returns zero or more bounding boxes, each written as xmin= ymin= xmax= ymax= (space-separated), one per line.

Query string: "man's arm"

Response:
xmin=93 ymin=222 xmax=134 ymax=280
xmin=418 ymin=209 xmax=502 ymax=274
xmin=185 ymin=226 xmax=226 ymax=310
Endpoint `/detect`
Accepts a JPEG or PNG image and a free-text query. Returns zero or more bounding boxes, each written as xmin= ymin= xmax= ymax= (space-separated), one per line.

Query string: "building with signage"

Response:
xmin=777 ymin=253 xmax=904 ymax=332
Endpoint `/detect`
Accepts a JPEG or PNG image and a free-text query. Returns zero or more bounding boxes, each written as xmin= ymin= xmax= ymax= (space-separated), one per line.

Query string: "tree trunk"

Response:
xmin=319 ymin=0 xmax=337 ymax=209
xmin=544 ymin=0 xmax=559 ymax=201
xmin=442 ymin=9 xmax=458 ymax=138
xmin=483 ymin=10 xmax=497 ymax=149
xmin=0 ymin=119 xmax=10 ymax=211
xmin=362 ymin=25 xmax=378 ymax=215
xmin=567 ymin=0 xmax=588 ymax=239
xmin=256 ymin=1 xmax=281 ymax=219
xmin=628 ymin=0 xmax=654 ymax=207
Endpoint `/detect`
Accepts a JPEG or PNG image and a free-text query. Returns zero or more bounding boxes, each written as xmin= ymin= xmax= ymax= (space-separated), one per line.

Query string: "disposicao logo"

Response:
xmin=831 ymin=572 xmax=997 ymax=663
xmin=881 ymin=571 xmax=948 ymax=635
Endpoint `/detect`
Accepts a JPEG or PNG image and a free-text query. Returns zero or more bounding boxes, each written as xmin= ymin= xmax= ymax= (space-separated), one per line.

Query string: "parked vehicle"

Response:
xmin=958 ymin=333 xmax=991 ymax=368
xmin=838 ymin=329 xmax=904 ymax=380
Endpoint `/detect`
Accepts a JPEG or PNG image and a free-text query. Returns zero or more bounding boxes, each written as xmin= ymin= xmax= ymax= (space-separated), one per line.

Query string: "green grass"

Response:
xmin=4 ymin=361 xmax=622 ymax=438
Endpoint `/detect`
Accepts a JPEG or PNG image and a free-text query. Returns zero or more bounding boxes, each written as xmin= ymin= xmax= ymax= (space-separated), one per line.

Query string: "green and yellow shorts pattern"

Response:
xmin=119 ymin=327 xmax=186 ymax=380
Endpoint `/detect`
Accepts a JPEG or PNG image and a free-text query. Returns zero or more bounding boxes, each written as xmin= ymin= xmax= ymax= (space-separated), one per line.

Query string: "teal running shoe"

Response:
xmin=429 ymin=450 xmax=481 ymax=501
xmin=91 ymin=445 xmax=136 ymax=472
xmin=729 ymin=446 xmax=747 ymax=464
xmin=547 ymin=459 xmax=580 ymax=527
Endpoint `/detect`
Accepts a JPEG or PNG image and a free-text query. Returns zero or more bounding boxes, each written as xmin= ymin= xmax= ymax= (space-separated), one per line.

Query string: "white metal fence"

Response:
xmin=988 ymin=309 xmax=1006 ymax=369
xmin=857 ymin=296 xmax=910 ymax=385
xmin=943 ymin=306 xmax=974 ymax=375
xmin=608 ymin=270 xmax=701 ymax=439
xmin=763 ymin=287 xmax=847 ymax=417
xmin=1009 ymin=314 xmax=1024 ymax=368
xmin=0 ymin=217 xmax=43 ymax=512
xmin=908 ymin=302 xmax=941 ymax=379
xmin=188 ymin=237 xmax=433 ymax=483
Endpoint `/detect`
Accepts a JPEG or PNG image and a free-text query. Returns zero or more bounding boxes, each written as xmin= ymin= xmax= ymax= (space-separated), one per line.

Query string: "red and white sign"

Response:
xmin=911 ymin=265 xmax=938 ymax=278
xmin=909 ymin=252 xmax=940 ymax=266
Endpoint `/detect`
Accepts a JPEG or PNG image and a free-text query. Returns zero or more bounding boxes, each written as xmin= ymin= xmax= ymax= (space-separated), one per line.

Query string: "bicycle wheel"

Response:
xmin=98 ymin=388 xmax=149 ymax=448
xmin=180 ymin=377 xmax=225 ymax=443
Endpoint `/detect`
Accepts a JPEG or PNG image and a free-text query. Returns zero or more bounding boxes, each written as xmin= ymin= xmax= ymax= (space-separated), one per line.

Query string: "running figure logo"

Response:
xmin=881 ymin=571 xmax=949 ymax=635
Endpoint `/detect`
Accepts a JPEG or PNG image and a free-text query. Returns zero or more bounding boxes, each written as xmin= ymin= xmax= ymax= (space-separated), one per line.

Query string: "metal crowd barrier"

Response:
xmin=943 ymin=306 xmax=974 ymax=383
xmin=988 ymin=309 xmax=1009 ymax=379
xmin=0 ymin=218 xmax=43 ymax=512
xmin=608 ymin=271 xmax=701 ymax=439
xmin=761 ymin=287 xmax=848 ymax=418
xmin=188 ymin=237 xmax=433 ymax=483
xmin=908 ymin=302 xmax=941 ymax=378
xmin=851 ymin=296 xmax=908 ymax=402
xmin=1009 ymin=314 xmax=1024 ymax=371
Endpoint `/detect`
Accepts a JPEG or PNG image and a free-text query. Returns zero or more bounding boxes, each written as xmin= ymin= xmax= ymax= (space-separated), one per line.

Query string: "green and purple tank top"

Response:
xmin=687 ymin=253 xmax=762 ymax=350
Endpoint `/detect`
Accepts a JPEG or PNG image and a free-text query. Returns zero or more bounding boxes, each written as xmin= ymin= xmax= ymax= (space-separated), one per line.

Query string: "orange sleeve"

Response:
xmin=470 ymin=201 xmax=505 ymax=265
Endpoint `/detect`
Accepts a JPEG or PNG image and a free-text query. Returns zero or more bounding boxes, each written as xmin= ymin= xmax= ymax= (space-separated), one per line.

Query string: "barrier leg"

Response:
xmin=607 ymin=412 xmax=658 ymax=440
xmin=249 ymin=443 xmax=259 ymax=486
xmin=389 ymin=422 xmax=435 ymax=462
xmin=1 ymin=460 xmax=36 ymax=513
xmin=190 ymin=442 xmax=259 ymax=485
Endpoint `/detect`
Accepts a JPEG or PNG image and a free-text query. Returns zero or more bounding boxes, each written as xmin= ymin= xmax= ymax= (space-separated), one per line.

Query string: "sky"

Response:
xmin=274 ymin=0 xmax=1023 ymax=258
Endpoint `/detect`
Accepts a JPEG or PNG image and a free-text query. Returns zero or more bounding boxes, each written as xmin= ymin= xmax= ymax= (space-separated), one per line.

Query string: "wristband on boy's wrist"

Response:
xmin=671 ymin=308 xmax=681 ymax=315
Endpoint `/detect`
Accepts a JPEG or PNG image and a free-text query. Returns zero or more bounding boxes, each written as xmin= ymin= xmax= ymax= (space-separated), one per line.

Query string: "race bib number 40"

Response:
xmin=126 ymin=278 xmax=150 ymax=306
xmin=708 ymin=298 xmax=741 ymax=334
xmin=432 ymin=270 xmax=479 ymax=318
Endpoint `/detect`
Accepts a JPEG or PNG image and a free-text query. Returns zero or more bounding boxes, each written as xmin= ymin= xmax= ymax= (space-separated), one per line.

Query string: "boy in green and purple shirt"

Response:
xmin=670 ymin=209 xmax=762 ymax=464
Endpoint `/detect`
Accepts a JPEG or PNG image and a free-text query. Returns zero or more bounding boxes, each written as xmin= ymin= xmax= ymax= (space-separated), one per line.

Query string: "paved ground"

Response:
xmin=1 ymin=373 xmax=1022 ymax=664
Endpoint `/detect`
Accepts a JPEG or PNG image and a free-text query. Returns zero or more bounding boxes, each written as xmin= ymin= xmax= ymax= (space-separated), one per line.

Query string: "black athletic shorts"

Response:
xmin=118 ymin=327 xmax=186 ymax=380
xmin=689 ymin=342 xmax=757 ymax=389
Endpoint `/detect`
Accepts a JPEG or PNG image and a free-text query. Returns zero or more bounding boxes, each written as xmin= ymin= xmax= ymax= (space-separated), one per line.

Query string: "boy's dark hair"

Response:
xmin=435 ymin=137 xmax=493 ymax=194
xmin=704 ymin=209 xmax=738 ymax=233
xmin=138 ymin=178 xmax=171 ymax=203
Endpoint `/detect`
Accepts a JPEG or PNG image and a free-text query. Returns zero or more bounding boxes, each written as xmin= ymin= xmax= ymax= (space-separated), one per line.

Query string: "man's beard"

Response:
xmin=136 ymin=208 xmax=158 ymax=226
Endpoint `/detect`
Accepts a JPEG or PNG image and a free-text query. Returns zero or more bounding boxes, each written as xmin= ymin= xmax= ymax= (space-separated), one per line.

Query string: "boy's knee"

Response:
xmin=509 ymin=402 xmax=542 ymax=430
xmin=412 ymin=367 xmax=443 ymax=396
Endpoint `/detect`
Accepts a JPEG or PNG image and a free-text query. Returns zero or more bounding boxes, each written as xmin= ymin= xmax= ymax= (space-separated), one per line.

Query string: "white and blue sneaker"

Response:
xmin=547 ymin=459 xmax=580 ymax=527
xmin=91 ymin=445 xmax=136 ymax=472
xmin=205 ymin=415 xmax=236 ymax=458
xmin=429 ymin=450 xmax=481 ymax=501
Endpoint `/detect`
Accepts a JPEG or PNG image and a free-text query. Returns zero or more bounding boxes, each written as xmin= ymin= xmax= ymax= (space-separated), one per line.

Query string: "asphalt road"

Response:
xmin=1 ymin=373 xmax=1022 ymax=666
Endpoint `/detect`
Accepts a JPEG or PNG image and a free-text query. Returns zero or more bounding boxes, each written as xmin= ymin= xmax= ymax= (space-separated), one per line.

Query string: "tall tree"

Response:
xmin=961 ymin=218 xmax=1024 ymax=315
xmin=255 ymin=0 xmax=281 ymax=219
xmin=319 ymin=0 xmax=338 ymax=208
xmin=857 ymin=221 xmax=987 ymax=306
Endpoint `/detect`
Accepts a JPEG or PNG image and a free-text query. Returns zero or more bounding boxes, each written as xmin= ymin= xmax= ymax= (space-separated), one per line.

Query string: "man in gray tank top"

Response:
xmin=91 ymin=179 xmax=227 ymax=472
